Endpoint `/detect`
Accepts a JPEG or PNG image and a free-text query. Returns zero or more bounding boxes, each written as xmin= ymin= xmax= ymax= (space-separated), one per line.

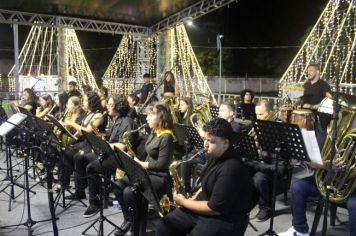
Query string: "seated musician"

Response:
xmin=219 ymin=101 xmax=241 ymax=133
xmin=36 ymin=94 xmax=54 ymax=118
xmin=113 ymin=103 xmax=175 ymax=236
xmin=243 ymin=99 xmax=288 ymax=222
xmin=52 ymin=92 xmax=69 ymax=120
xmin=178 ymin=97 xmax=193 ymax=126
xmin=237 ymin=89 xmax=256 ymax=120
xmin=97 ymin=86 xmax=108 ymax=110
xmin=156 ymin=118 xmax=253 ymax=236
xmin=68 ymin=94 xmax=135 ymax=218
xmin=57 ymin=91 xmax=104 ymax=190
xmin=15 ymin=88 xmax=37 ymax=115
xmin=278 ymin=161 xmax=356 ymax=236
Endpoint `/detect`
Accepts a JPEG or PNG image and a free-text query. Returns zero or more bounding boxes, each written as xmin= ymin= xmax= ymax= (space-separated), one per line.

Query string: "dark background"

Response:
xmin=0 ymin=0 xmax=327 ymax=79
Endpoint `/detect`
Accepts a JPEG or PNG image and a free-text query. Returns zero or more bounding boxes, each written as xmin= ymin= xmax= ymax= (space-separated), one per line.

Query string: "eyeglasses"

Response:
xmin=107 ymin=103 xmax=115 ymax=107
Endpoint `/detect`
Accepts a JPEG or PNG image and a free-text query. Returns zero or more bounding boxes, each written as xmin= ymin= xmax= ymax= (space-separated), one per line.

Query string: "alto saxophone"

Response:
xmin=161 ymin=149 xmax=206 ymax=213
xmin=122 ymin=124 xmax=147 ymax=158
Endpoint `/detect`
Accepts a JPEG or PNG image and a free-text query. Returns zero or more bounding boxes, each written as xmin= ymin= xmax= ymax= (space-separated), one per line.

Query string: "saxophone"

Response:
xmin=122 ymin=124 xmax=147 ymax=158
xmin=161 ymin=149 xmax=206 ymax=213
xmin=90 ymin=111 xmax=107 ymax=140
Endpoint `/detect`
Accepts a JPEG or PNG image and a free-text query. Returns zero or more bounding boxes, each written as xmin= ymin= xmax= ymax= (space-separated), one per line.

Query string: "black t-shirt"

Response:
xmin=240 ymin=103 xmax=256 ymax=120
xmin=302 ymin=79 xmax=330 ymax=106
xmin=163 ymin=82 xmax=175 ymax=93
xmin=24 ymin=100 xmax=37 ymax=115
xmin=198 ymin=147 xmax=252 ymax=222
xmin=140 ymin=83 xmax=154 ymax=104
xmin=68 ymin=89 xmax=81 ymax=98
xmin=127 ymin=107 xmax=137 ymax=120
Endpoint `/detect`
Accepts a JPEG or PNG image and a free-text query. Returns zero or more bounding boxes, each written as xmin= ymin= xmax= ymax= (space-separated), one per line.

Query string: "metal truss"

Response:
xmin=150 ymin=0 xmax=237 ymax=33
xmin=0 ymin=9 xmax=150 ymax=35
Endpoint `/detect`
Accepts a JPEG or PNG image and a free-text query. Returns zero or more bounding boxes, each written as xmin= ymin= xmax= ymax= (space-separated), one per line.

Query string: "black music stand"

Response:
xmin=253 ymin=120 xmax=309 ymax=236
xmin=114 ymin=147 xmax=165 ymax=236
xmin=210 ymin=105 xmax=219 ymax=118
xmin=81 ymin=131 xmax=121 ymax=236
xmin=45 ymin=114 xmax=86 ymax=210
xmin=233 ymin=132 xmax=259 ymax=161
xmin=0 ymin=114 xmax=58 ymax=236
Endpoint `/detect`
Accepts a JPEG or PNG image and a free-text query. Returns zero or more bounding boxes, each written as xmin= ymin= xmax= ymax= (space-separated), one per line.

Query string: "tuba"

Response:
xmin=314 ymin=93 xmax=356 ymax=203
xmin=190 ymin=103 xmax=213 ymax=136
xmin=161 ymin=97 xmax=179 ymax=124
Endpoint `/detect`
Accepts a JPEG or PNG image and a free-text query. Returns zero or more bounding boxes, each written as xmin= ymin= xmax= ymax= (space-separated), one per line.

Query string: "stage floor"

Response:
xmin=0 ymin=149 xmax=350 ymax=236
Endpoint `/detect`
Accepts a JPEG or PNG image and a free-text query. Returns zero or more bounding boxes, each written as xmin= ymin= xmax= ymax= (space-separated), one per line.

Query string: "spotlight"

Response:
xmin=186 ymin=19 xmax=193 ymax=27
xmin=218 ymin=34 xmax=224 ymax=39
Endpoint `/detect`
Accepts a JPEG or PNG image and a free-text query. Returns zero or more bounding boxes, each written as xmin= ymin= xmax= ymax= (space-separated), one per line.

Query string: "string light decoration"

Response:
xmin=8 ymin=25 xmax=97 ymax=93
xmin=165 ymin=23 xmax=216 ymax=104
xmin=102 ymin=35 xmax=157 ymax=96
xmin=279 ymin=0 xmax=355 ymax=95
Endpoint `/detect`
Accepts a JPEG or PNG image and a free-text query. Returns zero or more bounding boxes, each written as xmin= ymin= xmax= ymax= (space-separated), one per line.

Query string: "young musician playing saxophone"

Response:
xmin=113 ymin=103 xmax=175 ymax=236
xmin=156 ymin=118 xmax=253 ymax=236
xmin=67 ymin=94 xmax=135 ymax=218
xmin=58 ymin=91 xmax=104 ymax=190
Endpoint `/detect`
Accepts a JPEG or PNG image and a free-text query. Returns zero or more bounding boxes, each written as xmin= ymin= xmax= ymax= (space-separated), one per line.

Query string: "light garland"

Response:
xmin=279 ymin=0 xmax=355 ymax=95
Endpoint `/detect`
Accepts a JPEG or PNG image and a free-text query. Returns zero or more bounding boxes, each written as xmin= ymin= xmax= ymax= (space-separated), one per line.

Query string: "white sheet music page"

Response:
xmin=301 ymin=129 xmax=323 ymax=165
xmin=0 ymin=113 xmax=27 ymax=137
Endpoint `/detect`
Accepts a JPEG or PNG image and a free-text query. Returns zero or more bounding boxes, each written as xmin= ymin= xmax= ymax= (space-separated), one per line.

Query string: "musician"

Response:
xmin=136 ymin=73 xmax=155 ymax=104
xmin=156 ymin=118 xmax=252 ymax=236
xmin=114 ymin=103 xmax=175 ymax=236
xmin=178 ymin=97 xmax=194 ymax=126
xmin=58 ymin=91 xmax=104 ymax=190
xmin=162 ymin=71 xmax=179 ymax=98
xmin=68 ymin=94 xmax=135 ymax=219
xmin=296 ymin=63 xmax=331 ymax=148
xmin=237 ymin=89 xmax=256 ymax=120
xmin=244 ymin=100 xmax=287 ymax=222
xmin=16 ymin=88 xmax=37 ymax=115
xmin=68 ymin=81 xmax=81 ymax=98
xmin=52 ymin=92 xmax=68 ymax=120
xmin=36 ymin=94 xmax=53 ymax=118
xmin=127 ymin=93 xmax=139 ymax=120
xmin=219 ymin=102 xmax=241 ymax=133
xmin=278 ymin=162 xmax=356 ymax=236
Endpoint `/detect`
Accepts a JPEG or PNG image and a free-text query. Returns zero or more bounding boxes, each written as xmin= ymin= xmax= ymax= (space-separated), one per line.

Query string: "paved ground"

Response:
xmin=0 ymin=149 xmax=350 ymax=236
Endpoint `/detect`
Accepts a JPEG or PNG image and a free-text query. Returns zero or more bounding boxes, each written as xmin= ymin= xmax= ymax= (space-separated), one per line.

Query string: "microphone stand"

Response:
xmin=321 ymin=72 xmax=340 ymax=236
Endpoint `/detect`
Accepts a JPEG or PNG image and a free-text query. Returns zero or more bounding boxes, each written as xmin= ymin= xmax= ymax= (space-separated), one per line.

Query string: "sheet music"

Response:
xmin=301 ymin=129 xmax=322 ymax=165
xmin=0 ymin=113 xmax=27 ymax=137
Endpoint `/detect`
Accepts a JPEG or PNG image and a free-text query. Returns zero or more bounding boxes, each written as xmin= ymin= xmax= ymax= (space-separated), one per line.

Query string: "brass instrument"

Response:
xmin=161 ymin=97 xmax=179 ymax=123
xmin=90 ymin=111 xmax=107 ymax=140
xmin=315 ymin=93 xmax=356 ymax=203
xmin=190 ymin=103 xmax=213 ymax=136
xmin=161 ymin=150 xmax=206 ymax=213
xmin=122 ymin=124 xmax=147 ymax=158
xmin=56 ymin=108 xmax=80 ymax=145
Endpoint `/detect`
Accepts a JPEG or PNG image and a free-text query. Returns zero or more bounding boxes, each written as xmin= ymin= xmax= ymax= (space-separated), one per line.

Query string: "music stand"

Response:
xmin=46 ymin=114 xmax=78 ymax=142
xmin=253 ymin=120 xmax=309 ymax=236
xmin=81 ymin=131 xmax=121 ymax=236
xmin=232 ymin=132 xmax=259 ymax=161
xmin=210 ymin=105 xmax=219 ymax=118
xmin=114 ymin=147 xmax=164 ymax=236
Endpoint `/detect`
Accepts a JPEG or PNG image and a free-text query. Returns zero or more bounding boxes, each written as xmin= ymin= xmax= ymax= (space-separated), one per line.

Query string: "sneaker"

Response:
xmin=65 ymin=192 xmax=86 ymax=200
xmin=114 ymin=221 xmax=132 ymax=236
xmin=83 ymin=205 xmax=99 ymax=218
xmin=278 ymin=227 xmax=310 ymax=236
xmin=256 ymin=208 xmax=271 ymax=222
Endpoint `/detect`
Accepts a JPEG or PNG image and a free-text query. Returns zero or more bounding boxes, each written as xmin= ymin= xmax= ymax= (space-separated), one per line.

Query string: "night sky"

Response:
xmin=0 ymin=0 xmax=328 ymax=78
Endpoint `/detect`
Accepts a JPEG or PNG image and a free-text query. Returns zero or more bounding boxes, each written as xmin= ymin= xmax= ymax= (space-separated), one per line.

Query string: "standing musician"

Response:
xmin=243 ymin=100 xmax=288 ymax=222
xmin=294 ymin=63 xmax=331 ymax=149
xmin=127 ymin=93 xmax=139 ymax=120
xmin=237 ymin=89 xmax=256 ymax=120
xmin=68 ymin=81 xmax=81 ymax=98
xmin=136 ymin=73 xmax=155 ymax=104
xmin=156 ymin=118 xmax=253 ymax=236
xmin=68 ymin=94 xmax=135 ymax=219
xmin=57 ymin=91 xmax=104 ymax=190
xmin=162 ymin=71 xmax=179 ymax=98
xmin=36 ymin=94 xmax=54 ymax=118
xmin=114 ymin=103 xmax=175 ymax=236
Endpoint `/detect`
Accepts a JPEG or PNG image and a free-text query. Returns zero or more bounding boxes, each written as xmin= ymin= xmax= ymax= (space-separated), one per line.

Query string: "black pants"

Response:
xmin=75 ymin=152 xmax=117 ymax=206
xmin=155 ymin=208 xmax=248 ymax=236
xmin=114 ymin=174 xmax=169 ymax=222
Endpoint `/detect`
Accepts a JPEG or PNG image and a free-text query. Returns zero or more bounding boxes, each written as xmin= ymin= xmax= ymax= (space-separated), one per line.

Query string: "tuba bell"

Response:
xmin=190 ymin=103 xmax=213 ymax=136
xmin=314 ymin=93 xmax=356 ymax=203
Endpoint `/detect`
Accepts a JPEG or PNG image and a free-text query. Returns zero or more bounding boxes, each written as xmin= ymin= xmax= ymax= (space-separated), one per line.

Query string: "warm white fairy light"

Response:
xmin=279 ymin=0 xmax=355 ymax=95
